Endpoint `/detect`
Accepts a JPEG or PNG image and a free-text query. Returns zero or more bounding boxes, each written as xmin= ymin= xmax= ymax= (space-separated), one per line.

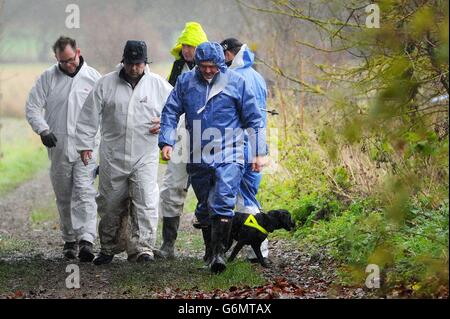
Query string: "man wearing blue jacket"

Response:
xmin=220 ymin=38 xmax=270 ymax=263
xmin=159 ymin=42 xmax=267 ymax=273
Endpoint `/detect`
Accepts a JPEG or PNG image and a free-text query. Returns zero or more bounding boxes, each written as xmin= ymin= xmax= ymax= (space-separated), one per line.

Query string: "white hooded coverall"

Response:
xmin=75 ymin=67 xmax=173 ymax=258
xmin=25 ymin=61 xmax=101 ymax=244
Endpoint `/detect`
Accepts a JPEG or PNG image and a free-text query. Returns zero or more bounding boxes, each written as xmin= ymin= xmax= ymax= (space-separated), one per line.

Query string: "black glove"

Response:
xmin=40 ymin=131 xmax=58 ymax=148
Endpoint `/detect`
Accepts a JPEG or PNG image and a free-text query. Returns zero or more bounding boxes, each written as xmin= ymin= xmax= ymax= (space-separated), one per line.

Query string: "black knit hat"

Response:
xmin=122 ymin=40 xmax=148 ymax=64
xmin=220 ymin=38 xmax=243 ymax=52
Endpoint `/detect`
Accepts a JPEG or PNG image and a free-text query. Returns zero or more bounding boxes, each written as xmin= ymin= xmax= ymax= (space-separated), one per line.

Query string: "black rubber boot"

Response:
xmin=154 ymin=216 xmax=180 ymax=259
xmin=210 ymin=216 xmax=232 ymax=274
xmin=93 ymin=252 xmax=114 ymax=265
xmin=63 ymin=241 xmax=78 ymax=260
xmin=201 ymin=225 xmax=213 ymax=266
xmin=78 ymin=240 xmax=95 ymax=262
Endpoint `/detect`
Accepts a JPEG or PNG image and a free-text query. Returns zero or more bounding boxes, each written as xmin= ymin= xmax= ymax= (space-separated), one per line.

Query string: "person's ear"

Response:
xmin=76 ymin=48 xmax=81 ymax=56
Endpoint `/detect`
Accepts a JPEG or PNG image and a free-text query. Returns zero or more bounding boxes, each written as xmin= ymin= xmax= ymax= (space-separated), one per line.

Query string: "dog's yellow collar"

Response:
xmin=243 ymin=214 xmax=268 ymax=235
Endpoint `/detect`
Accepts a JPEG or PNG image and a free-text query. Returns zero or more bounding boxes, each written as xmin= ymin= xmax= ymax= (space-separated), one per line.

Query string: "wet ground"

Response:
xmin=0 ymin=167 xmax=376 ymax=299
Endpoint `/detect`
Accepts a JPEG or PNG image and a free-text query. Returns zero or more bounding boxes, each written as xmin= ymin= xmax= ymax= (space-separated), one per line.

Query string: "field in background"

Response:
xmin=0 ymin=118 xmax=48 ymax=195
xmin=0 ymin=61 xmax=171 ymax=195
xmin=0 ymin=63 xmax=52 ymax=118
xmin=0 ymin=62 xmax=172 ymax=118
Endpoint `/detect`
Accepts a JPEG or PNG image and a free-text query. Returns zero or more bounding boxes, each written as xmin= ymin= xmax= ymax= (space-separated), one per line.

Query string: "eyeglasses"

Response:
xmin=58 ymin=52 xmax=78 ymax=65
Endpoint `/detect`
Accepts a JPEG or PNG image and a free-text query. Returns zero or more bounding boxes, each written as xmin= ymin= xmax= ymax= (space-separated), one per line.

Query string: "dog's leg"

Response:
xmin=250 ymin=243 xmax=269 ymax=268
xmin=228 ymin=241 xmax=245 ymax=262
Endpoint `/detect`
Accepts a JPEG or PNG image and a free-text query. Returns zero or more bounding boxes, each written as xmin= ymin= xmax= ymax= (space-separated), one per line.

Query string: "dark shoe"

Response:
xmin=154 ymin=217 xmax=179 ymax=259
xmin=63 ymin=241 xmax=78 ymax=260
xmin=93 ymin=252 xmax=114 ymax=265
xmin=136 ymin=253 xmax=154 ymax=263
xmin=78 ymin=240 xmax=95 ymax=262
xmin=210 ymin=216 xmax=232 ymax=274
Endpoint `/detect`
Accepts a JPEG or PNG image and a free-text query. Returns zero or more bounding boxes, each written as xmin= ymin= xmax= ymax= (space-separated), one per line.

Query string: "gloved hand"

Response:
xmin=40 ymin=130 xmax=58 ymax=148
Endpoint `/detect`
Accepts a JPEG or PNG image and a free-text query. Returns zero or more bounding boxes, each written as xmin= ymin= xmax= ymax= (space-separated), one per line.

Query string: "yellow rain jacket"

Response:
xmin=170 ymin=22 xmax=208 ymax=59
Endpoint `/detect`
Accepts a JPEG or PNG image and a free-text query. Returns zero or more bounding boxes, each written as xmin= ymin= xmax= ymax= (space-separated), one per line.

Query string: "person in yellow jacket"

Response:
xmin=167 ymin=22 xmax=208 ymax=86
xmin=154 ymin=22 xmax=208 ymax=259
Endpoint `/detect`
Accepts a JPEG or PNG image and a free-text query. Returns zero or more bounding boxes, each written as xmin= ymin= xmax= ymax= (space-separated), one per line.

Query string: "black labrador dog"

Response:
xmin=225 ymin=209 xmax=295 ymax=267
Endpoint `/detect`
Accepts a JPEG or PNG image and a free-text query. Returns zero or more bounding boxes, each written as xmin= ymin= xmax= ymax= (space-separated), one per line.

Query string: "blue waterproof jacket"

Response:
xmin=229 ymin=44 xmax=268 ymax=162
xmin=159 ymin=42 xmax=267 ymax=165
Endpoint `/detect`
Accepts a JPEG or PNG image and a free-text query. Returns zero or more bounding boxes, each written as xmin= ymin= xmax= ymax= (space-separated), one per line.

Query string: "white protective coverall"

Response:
xmin=75 ymin=66 xmax=173 ymax=258
xmin=159 ymin=112 xmax=189 ymax=218
xmin=25 ymin=60 xmax=101 ymax=244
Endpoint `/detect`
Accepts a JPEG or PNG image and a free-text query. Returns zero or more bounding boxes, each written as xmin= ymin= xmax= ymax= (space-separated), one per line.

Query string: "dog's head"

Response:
xmin=266 ymin=209 xmax=296 ymax=231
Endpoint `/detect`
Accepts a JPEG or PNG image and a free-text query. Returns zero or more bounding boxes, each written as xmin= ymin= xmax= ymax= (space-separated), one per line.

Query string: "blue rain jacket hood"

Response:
xmin=159 ymin=42 xmax=266 ymax=165
xmin=194 ymin=42 xmax=227 ymax=73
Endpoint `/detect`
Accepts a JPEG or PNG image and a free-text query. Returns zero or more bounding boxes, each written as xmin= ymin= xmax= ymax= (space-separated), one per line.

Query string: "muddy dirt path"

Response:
xmin=0 ymin=167 xmax=374 ymax=299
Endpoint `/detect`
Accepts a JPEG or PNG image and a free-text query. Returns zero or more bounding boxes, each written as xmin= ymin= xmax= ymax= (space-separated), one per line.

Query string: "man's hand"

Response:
xmin=251 ymin=156 xmax=266 ymax=172
xmin=80 ymin=150 xmax=93 ymax=166
xmin=161 ymin=145 xmax=173 ymax=161
xmin=149 ymin=117 xmax=161 ymax=135
xmin=40 ymin=130 xmax=58 ymax=148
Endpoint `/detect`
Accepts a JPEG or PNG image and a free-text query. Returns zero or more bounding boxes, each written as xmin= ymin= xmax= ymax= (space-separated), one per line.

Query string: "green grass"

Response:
xmin=0 ymin=259 xmax=44 ymax=294
xmin=113 ymin=258 xmax=266 ymax=297
xmin=184 ymin=188 xmax=197 ymax=213
xmin=30 ymin=201 xmax=58 ymax=225
xmin=176 ymin=227 xmax=204 ymax=253
xmin=0 ymin=236 xmax=36 ymax=257
xmin=0 ymin=118 xmax=49 ymax=196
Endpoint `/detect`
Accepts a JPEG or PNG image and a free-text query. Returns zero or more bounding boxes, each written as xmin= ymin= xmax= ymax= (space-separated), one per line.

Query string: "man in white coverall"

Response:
xmin=75 ymin=40 xmax=173 ymax=265
xmin=25 ymin=36 xmax=101 ymax=261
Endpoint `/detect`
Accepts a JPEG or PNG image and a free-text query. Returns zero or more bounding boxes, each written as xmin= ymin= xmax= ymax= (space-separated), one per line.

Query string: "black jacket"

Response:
xmin=168 ymin=58 xmax=195 ymax=86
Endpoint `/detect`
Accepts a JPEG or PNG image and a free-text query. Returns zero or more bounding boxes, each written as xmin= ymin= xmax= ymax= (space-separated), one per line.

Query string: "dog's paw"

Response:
xmin=261 ymin=261 xmax=270 ymax=268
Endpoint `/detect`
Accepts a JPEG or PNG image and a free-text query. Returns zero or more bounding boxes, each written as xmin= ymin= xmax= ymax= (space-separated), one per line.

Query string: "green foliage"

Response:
xmin=290 ymin=193 xmax=342 ymax=226
xmin=333 ymin=166 xmax=351 ymax=190
xmin=258 ymin=128 xmax=330 ymax=212
xmin=293 ymin=197 xmax=448 ymax=295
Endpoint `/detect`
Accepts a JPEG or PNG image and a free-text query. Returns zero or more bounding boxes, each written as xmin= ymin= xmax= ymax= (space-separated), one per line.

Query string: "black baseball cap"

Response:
xmin=122 ymin=40 xmax=148 ymax=64
xmin=220 ymin=38 xmax=243 ymax=52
